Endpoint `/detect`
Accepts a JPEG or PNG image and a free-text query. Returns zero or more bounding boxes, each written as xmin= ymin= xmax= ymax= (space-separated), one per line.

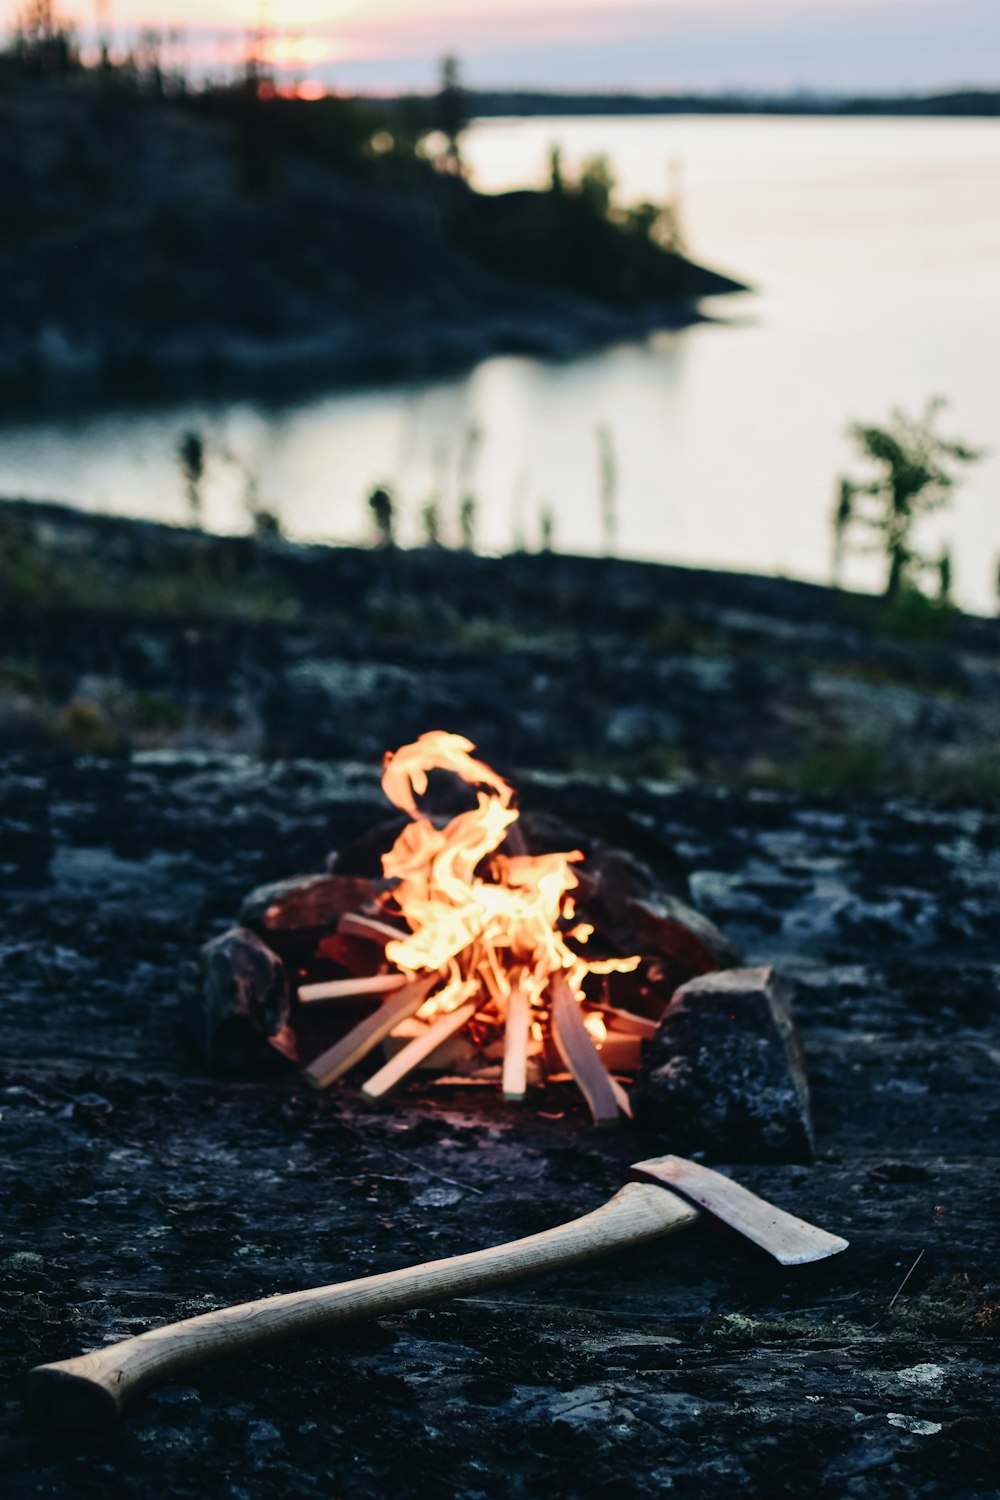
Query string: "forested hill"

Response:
xmin=0 ymin=79 xmax=744 ymax=402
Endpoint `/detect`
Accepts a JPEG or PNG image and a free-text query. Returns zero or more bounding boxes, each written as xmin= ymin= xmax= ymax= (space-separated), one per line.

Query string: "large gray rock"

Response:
xmin=632 ymin=966 xmax=814 ymax=1161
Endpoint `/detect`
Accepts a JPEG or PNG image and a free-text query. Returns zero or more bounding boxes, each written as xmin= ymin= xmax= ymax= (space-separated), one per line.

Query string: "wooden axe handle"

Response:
xmin=28 ymin=1182 xmax=698 ymax=1430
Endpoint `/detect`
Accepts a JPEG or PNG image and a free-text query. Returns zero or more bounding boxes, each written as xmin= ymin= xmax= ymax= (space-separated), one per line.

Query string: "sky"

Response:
xmin=8 ymin=0 xmax=1000 ymax=93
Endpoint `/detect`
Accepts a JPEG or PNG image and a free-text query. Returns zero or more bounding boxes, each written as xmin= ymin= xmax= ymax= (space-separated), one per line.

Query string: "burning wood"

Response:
xmin=296 ymin=732 xmax=643 ymax=1124
xmin=336 ymin=913 xmax=407 ymax=947
xmin=361 ymin=1001 xmax=478 ymax=1101
xmin=298 ymin=973 xmax=408 ymax=1003
xmin=501 ymin=987 xmax=530 ymax=1100
xmin=304 ymin=975 xmax=438 ymax=1089
xmin=200 ymin=731 xmax=748 ymax=1125
xmin=549 ymin=975 xmax=622 ymax=1128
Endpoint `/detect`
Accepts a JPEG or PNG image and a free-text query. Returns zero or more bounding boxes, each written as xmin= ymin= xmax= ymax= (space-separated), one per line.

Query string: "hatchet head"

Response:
xmin=630 ymin=1154 xmax=849 ymax=1266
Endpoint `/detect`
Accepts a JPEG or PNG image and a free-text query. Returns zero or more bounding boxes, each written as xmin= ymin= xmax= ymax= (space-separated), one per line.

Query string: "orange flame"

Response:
xmin=379 ymin=732 xmax=639 ymax=1022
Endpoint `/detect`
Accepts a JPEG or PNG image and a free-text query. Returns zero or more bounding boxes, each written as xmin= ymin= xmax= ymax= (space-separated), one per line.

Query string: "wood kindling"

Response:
xmin=543 ymin=1023 xmax=642 ymax=1073
xmin=361 ymin=1001 xmax=478 ymax=1101
xmin=298 ymin=973 xmax=408 ymax=1003
xmin=304 ymin=975 xmax=438 ymax=1089
xmin=606 ymin=1072 xmax=634 ymax=1120
xmin=548 ymin=975 xmax=622 ymax=1128
xmin=336 ymin=913 xmax=409 ymax=947
xmin=501 ymin=987 xmax=530 ymax=1100
xmin=599 ymin=1005 xmax=660 ymax=1039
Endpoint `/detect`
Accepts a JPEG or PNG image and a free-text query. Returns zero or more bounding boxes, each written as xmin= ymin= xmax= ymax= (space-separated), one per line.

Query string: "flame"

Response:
xmin=583 ymin=1012 xmax=608 ymax=1048
xmin=378 ymin=732 xmax=639 ymax=1023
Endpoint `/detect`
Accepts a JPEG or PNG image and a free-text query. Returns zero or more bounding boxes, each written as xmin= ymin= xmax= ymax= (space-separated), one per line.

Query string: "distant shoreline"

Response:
xmin=455 ymin=89 xmax=1000 ymax=120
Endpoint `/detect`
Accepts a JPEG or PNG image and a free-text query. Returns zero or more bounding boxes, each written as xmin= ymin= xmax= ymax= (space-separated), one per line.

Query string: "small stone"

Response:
xmin=623 ymin=895 xmax=742 ymax=971
xmin=632 ymin=966 xmax=814 ymax=1162
xmin=570 ymin=839 xmax=739 ymax=968
xmin=4 ymin=1251 xmax=45 ymax=1272
xmin=886 ymin=1414 xmax=942 ymax=1435
xmin=239 ymin=873 xmax=390 ymax=935
xmin=194 ymin=926 xmax=292 ymax=1070
xmin=329 ymin=817 xmax=411 ymax=877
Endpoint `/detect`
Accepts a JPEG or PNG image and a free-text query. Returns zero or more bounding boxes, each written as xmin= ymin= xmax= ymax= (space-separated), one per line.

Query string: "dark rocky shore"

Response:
xmin=1 ymin=501 xmax=997 ymax=1496
xmin=2 ymin=499 xmax=998 ymax=797
xmin=0 ymin=84 xmax=743 ymax=400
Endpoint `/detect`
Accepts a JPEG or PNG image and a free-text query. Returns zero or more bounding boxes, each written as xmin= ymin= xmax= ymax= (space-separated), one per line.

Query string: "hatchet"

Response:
xmin=27 ymin=1154 xmax=847 ymax=1430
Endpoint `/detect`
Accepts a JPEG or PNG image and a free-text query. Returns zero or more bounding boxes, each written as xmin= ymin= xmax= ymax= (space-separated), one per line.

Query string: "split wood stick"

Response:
xmin=592 ymin=1029 xmax=643 ymax=1071
xmin=548 ymin=976 xmax=622 ymax=1129
xmin=445 ymin=1056 xmax=547 ymax=1088
xmin=361 ymin=1002 xmax=477 ymax=1101
xmin=304 ymin=976 xmax=438 ymax=1089
xmin=599 ymin=1005 xmax=660 ymax=1039
xmin=607 ymin=1073 xmax=634 ymax=1120
xmin=298 ymin=973 xmax=407 ymax=1004
xmin=381 ymin=1018 xmax=477 ymax=1068
xmin=337 ymin=913 xmax=408 ymax=947
xmin=502 ymin=988 xmax=531 ymax=1099
xmin=542 ymin=1028 xmax=641 ymax=1076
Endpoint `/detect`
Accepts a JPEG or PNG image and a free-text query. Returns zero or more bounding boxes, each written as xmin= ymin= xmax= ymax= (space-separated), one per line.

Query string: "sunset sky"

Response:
xmin=7 ymin=0 xmax=999 ymax=92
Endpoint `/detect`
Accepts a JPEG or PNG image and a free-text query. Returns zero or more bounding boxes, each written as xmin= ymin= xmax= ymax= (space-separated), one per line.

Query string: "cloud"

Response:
xmin=71 ymin=0 xmax=1000 ymax=92
xmin=323 ymin=0 xmax=1000 ymax=92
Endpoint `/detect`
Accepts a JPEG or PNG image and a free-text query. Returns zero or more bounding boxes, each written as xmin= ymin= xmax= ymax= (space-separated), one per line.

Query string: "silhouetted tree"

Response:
xmin=832 ymin=476 xmax=853 ymax=586
xmin=510 ymin=471 xmax=530 ymax=553
xmin=420 ymin=442 xmax=449 ymax=546
xmin=10 ymin=0 xmax=78 ymax=74
xmin=456 ymin=422 xmax=481 ymax=550
xmin=177 ymin=430 xmax=206 ymax=522
xmin=834 ymin=399 xmax=982 ymax=600
xmin=368 ymin=485 xmax=395 ymax=548
xmin=235 ymin=24 xmax=277 ymax=192
xmin=434 ymin=54 xmax=468 ymax=174
xmin=136 ymin=28 xmax=165 ymax=96
xmin=579 ymin=154 xmax=615 ymax=217
xmin=421 ymin=498 xmax=442 ymax=547
xmin=596 ymin=423 xmax=618 ymax=556
xmin=547 ymin=144 xmax=565 ymax=195
xmin=459 ymin=496 xmax=476 ymax=551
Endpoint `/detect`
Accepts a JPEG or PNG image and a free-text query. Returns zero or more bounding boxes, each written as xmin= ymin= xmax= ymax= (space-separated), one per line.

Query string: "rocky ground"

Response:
xmin=0 ymin=755 xmax=998 ymax=1498
xmin=0 ymin=503 xmax=997 ymax=1496
xmin=1 ymin=500 xmax=999 ymax=797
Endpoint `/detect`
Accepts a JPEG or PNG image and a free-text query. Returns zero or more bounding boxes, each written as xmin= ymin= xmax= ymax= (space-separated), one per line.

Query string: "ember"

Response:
xmin=306 ymin=732 xmax=643 ymax=1124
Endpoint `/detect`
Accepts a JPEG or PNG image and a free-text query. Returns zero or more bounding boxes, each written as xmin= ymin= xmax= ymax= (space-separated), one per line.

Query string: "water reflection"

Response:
xmin=2 ymin=116 xmax=998 ymax=610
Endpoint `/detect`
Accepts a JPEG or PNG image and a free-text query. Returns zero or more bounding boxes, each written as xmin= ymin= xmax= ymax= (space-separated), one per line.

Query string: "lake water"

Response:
xmin=3 ymin=115 xmax=999 ymax=610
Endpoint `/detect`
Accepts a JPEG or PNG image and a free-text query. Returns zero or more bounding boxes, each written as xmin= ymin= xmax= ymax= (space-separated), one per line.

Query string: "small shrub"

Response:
xmin=792 ymin=739 xmax=885 ymax=795
xmin=833 ymin=398 xmax=982 ymax=601
xmin=0 ymin=658 xmax=44 ymax=696
xmin=131 ymin=692 xmax=183 ymax=733
xmin=59 ymin=700 xmax=127 ymax=754
xmin=879 ymin=583 xmax=957 ymax=642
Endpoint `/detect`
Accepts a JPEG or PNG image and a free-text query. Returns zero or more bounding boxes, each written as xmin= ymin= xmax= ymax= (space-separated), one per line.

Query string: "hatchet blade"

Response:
xmin=631 ymin=1154 xmax=849 ymax=1266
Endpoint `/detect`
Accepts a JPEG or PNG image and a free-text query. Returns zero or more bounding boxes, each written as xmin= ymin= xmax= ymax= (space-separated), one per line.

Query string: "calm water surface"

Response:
xmin=3 ymin=116 xmax=999 ymax=608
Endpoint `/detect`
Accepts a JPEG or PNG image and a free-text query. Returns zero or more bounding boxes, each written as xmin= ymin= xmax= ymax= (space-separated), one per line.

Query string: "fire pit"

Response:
xmin=196 ymin=732 xmax=811 ymax=1150
xmin=300 ymin=731 xmax=649 ymax=1124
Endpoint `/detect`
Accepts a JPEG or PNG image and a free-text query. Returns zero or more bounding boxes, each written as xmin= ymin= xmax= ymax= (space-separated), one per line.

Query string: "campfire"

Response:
xmin=198 ymin=729 xmax=786 ymax=1133
xmin=297 ymin=733 xmax=646 ymax=1124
